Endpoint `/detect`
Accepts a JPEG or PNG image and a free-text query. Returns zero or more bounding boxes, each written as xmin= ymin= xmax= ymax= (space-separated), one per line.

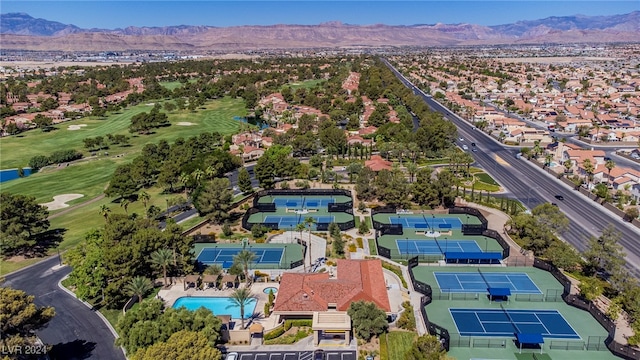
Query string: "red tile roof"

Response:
xmin=365 ymin=155 xmax=392 ymax=172
xmin=273 ymin=259 xmax=391 ymax=313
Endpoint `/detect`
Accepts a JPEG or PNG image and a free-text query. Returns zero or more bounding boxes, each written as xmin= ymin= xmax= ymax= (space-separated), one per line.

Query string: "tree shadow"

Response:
xmin=25 ymin=228 xmax=66 ymax=258
xmin=48 ymin=339 xmax=96 ymax=360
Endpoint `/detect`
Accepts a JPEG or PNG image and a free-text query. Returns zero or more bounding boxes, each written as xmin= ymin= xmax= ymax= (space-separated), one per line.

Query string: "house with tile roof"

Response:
xmin=365 ymin=155 xmax=392 ymax=172
xmin=273 ymin=259 xmax=391 ymax=345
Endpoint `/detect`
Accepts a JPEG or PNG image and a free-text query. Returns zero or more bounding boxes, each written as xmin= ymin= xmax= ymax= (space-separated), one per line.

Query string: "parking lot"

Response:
xmin=232 ymin=350 xmax=357 ymax=360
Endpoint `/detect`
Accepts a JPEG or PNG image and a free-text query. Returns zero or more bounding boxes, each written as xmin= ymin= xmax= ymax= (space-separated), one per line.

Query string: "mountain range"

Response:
xmin=1 ymin=12 xmax=639 ymax=52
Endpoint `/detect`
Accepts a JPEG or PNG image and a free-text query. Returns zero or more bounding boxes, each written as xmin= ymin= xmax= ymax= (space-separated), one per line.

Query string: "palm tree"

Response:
xmin=304 ymin=217 xmax=317 ymax=271
xmin=533 ymin=140 xmax=542 ymax=158
xmin=179 ymin=172 xmax=190 ymax=198
xmin=459 ymin=152 xmax=474 ymax=175
xmin=545 ymin=154 xmax=553 ymax=168
xmin=120 ymin=199 xmax=130 ymax=215
xmin=233 ymin=250 xmax=257 ymax=285
xmin=563 ymin=159 xmax=573 ymax=174
xmin=204 ymin=264 xmax=223 ymax=276
xmin=405 ymin=162 xmax=418 ymax=183
xmin=605 ymin=159 xmax=615 ymax=187
xmin=99 ymin=205 xmax=111 ymax=222
xmin=139 ymin=191 xmax=150 ymax=214
xmin=150 ymin=248 xmax=173 ymax=287
xmin=582 ymin=159 xmax=595 ymax=187
xmin=192 ymin=168 xmax=204 ymax=188
xmin=125 ymin=276 xmax=153 ymax=303
xmin=229 ymin=288 xmax=257 ymax=329
xmin=205 ymin=164 xmax=218 ymax=180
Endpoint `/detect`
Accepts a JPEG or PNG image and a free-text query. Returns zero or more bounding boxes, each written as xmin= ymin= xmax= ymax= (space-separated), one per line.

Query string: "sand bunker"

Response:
xmin=176 ymin=122 xmax=195 ymax=126
xmin=68 ymin=124 xmax=88 ymax=131
xmin=40 ymin=194 xmax=84 ymax=210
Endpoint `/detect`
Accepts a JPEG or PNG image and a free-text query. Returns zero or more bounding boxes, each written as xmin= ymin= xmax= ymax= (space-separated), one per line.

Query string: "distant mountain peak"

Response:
xmin=1 ymin=12 xmax=81 ymax=36
xmin=1 ymin=11 xmax=638 ymax=51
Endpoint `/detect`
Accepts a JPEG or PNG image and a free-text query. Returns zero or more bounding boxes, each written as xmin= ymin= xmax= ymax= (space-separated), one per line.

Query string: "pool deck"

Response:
xmin=158 ymin=280 xmax=281 ymax=331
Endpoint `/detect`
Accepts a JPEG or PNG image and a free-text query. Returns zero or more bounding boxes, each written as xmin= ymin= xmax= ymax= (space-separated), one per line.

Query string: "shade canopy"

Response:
xmin=516 ymin=333 xmax=544 ymax=345
xmin=488 ymin=287 xmax=512 ymax=297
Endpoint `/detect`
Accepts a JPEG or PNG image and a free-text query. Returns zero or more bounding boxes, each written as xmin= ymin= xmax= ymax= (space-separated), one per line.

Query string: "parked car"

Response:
xmin=226 ymin=352 xmax=238 ymax=360
xmin=462 ymin=145 xmax=469 ymax=150
xmin=314 ymin=349 xmax=325 ymax=360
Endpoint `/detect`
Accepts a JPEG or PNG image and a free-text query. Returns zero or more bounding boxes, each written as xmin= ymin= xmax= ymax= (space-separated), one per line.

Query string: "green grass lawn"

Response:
xmin=472 ymin=181 xmax=500 ymax=192
xmin=368 ymin=238 xmax=377 ymax=255
xmin=0 ymin=97 xmax=246 ymax=169
xmin=1 ymin=97 xmax=247 ymax=274
xmin=475 ymin=172 xmax=499 ymax=186
xmin=285 ymin=79 xmax=325 ymax=90
xmin=385 ymin=331 xmax=416 ymax=360
xmin=1 ymin=158 xmax=122 ymax=205
xmin=160 ymin=79 xmax=196 ymax=90
xmin=0 ymin=186 xmax=187 ymax=276
xmin=178 ymin=215 xmax=207 ymax=230
xmin=49 ymin=186 xmax=183 ymax=251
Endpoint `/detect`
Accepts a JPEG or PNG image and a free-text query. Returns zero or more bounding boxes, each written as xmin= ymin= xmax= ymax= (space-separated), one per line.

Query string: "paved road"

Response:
xmin=383 ymin=58 xmax=640 ymax=278
xmin=3 ymin=256 xmax=125 ymax=360
xmin=232 ymin=350 xmax=356 ymax=360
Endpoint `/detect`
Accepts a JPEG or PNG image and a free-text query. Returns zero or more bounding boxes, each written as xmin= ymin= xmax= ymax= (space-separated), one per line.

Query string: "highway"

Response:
xmin=382 ymin=59 xmax=640 ymax=278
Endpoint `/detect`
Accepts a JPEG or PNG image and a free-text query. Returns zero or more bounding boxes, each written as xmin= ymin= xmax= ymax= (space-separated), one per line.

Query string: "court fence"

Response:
xmin=252 ymin=189 xmax=353 ymax=207
xmin=408 ymin=255 xmax=638 ymax=357
xmin=328 ymin=203 xmax=354 ymax=213
xmin=483 ymin=229 xmax=510 ymax=259
xmin=371 ymin=206 xmax=397 ymax=230
xmin=533 ymin=258 xmax=640 ymax=359
xmin=243 ymin=189 xmax=355 ymax=231
xmin=449 ymin=206 xmax=488 ymax=235
xmin=407 ymin=256 xmax=451 ymax=352
xmin=290 ymin=237 xmax=307 ymax=269
xmin=193 ymin=234 xmax=216 ymax=243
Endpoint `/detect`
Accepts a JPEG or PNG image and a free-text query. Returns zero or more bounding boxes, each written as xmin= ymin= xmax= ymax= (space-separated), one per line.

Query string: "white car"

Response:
xmin=462 ymin=145 xmax=469 ymax=150
xmin=226 ymin=352 xmax=238 ymax=360
xmin=459 ymin=137 xmax=464 ymax=141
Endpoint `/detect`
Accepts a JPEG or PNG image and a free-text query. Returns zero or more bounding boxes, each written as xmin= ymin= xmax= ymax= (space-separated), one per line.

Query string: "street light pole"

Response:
xmin=405 ymin=237 xmax=409 ymax=260
xmin=526 ymin=186 xmax=541 ymax=209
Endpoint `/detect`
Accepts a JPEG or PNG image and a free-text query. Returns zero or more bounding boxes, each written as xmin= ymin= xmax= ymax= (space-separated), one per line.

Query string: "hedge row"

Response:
xmin=284 ymin=319 xmax=312 ymax=331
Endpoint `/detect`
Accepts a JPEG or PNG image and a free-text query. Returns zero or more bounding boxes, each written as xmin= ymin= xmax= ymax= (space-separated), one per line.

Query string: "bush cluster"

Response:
xmin=29 ymin=149 xmax=83 ymax=171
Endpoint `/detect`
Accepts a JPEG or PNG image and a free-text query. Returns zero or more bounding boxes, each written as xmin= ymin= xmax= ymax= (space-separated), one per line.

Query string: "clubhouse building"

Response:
xmin=272 ymin=259 xmax=391 ymax=345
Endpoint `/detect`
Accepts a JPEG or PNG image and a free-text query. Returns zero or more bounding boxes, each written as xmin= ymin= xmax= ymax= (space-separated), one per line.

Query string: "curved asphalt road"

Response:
xmin=383 ymin=58 xmax=640 ymax=278
xmin=3 ymin=256 xmax=125 ymax=360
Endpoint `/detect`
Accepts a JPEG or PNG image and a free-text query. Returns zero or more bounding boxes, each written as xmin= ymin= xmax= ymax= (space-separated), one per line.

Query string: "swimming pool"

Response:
xmin=172 ymin=297 xmax=257 ymax=319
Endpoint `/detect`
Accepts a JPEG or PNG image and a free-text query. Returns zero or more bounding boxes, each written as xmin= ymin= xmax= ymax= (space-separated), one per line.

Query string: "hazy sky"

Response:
xmin=2 ymin=1 xmax=638 ymax=28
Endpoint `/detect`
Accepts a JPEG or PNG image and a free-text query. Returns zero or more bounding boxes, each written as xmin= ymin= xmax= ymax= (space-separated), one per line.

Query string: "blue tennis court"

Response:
xmin=450 ymin=308 xmax=580 ymax=339
xmin=273 ymin=197 xmax=335 ymax=209
xmin=263 ymin=215 xmax=335 ymax=227
xmin=434 ymin=272 xmax=542 ymax=293
xmin=197 ymin=247 xmax=284 ymax=268
xmin=389 ymin=216 xmax=462 ymax=229
xmin=396 ymin=239 xmax=481 ymax=255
